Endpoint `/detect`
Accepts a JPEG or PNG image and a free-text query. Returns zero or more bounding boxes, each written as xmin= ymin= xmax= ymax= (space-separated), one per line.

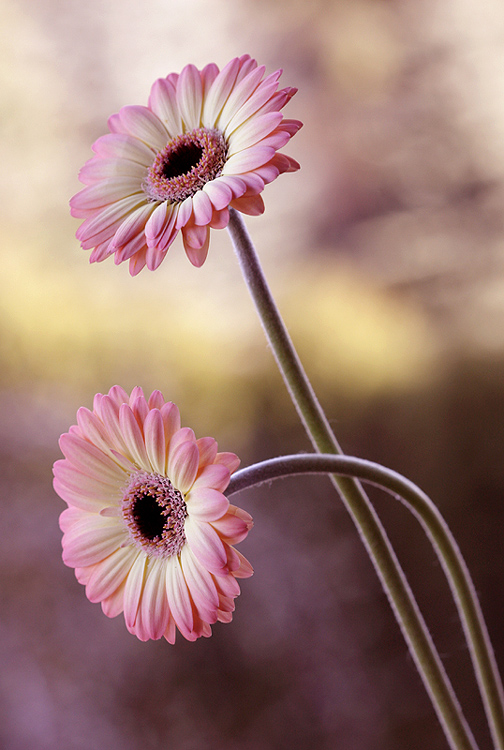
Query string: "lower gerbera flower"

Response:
xmin=53 ymin=386 xmax=253 ymax=642
xmin=70 ymin=54 xmax=302 ymax=274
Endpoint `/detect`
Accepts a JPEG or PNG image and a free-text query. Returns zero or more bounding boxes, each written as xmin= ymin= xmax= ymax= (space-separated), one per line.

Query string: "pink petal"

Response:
xmin=59 ymin=433 xmax=124 ymax=484
xmin=180 ymin=546 xmax=219 ymax=622
xmin=186 ymin=487 xmax=229 ymax=522
xmin=135 ymin=559 xmax=171 ymax=640
xmin=195 ymin=437 xmax=218 ymax=467
xmin=208 ymin=207 xmax=229 ymax=229
xmin=113 ymin=232 xmax=148 ymax=264
xmin=161 ymin=402 xmax=181 ymax=444
xmin=89 ymin=241 xmax=115 ymax=263
xmin=128 ymin=247 xmax=148 ymax=275
xmin=192 ymin=190 xmax=213 ymax=226
xmin=224 ymin=80 xmax=280 ymax=137
xmin=235 ymin=55 xmax=258 ymax=83
xmin=200 ymin=63 xmax=220 ymax=95
xmin=277 ymin=118 xmax=303 ymax=136
xmin=123 ymin=553 xmax=148 ymax=630
xmin=118 ymin=404 xmax=149 ymax=468
xmin=91 ymin=133 xmax=156 ymax=165
xmin=143 ymin=408 xmax=166 ymax=474
xmin=101 ymin=580 xmax=127 ymax=618
xmin=202 ymin=178 xmax=234 ymax=211
xmin=213 ymin=570 xmax=240 ymax=598
xmin=62 ymin=516 xmax=126 ymax=568
xmin=129 ymin=390 xmax=149 ymax=421
xmin=176 ymin=64 xmax=203 ymax=130
xmin=54 ymin=463 xmax=120 ymax=512
xmin=59 ymin=506 xmax=85 ymax=533
xmin=192 ymin=463 xmax=231 ymax=492
xmin=184 ymin=516 xmax=228 ymax=574
xmin=168 ymin=441 xmax=199 ymax=493
xmin=165 ymin=557 xmax=194 ymax=637
xmin=231 ymin=193 xmax=265 ymax=216
xmin=202 ymin=57 xmax=242 ymax=127
xmin=175 ymin=196 xmax=194 ymax=230
xmin=182 ymin=222 xmax=208 ymax=250
xmin=253 ymin=163 xmax=280 ymax=185
xmin=106 ymin=385 xmax=130 ymax=409
xmin=148 ymin=390 xmax=165 ymax=409
xmin=217 ymin=65 xmax=266 ymax=131
xmin=227 ymin=111 xmax=283 ymax=153
xmin=214 ymin=452 xmax=241 ymax=473
xmin=79 ymin=157 xmax=148 ymax=185
xmin=163 ymin=614 xmax=177 ymax=644
xmin=75 ymin=196 xmax=146 ymax=246
xmin=85 ymin=546 xmax=139 ymax=603
xmin=71 ymin=178 xmax=143 ymax=212
xmin=148 ymin=77 xmax=183 ymax=137
xmin=211 ymin=506 xmax=253 ymax=545
xmin=117 ymin=105 xmax=169 ymax=151
xmin=222 ymin=145 xmax=276 ymax=174
xmin=110 ymin=203 xmax=155 ymax=250
xmin=233 ymin=549 xmax=254 ymax=579
xmin=183 ymin=226 xmax=210 ymax=267
xmin=97 ymin=397 xmax=127 ymax=455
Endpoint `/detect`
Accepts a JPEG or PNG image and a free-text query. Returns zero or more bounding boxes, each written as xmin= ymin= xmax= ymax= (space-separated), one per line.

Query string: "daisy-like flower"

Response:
xmin=70 ymin=55 xmax=302 ymax=274
xmin=53 ymin=386 xmax=253 ymax=642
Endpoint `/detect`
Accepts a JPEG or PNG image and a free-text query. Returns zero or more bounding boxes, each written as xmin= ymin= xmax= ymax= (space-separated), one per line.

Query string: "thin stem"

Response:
xmin=227 ymin=208 xmax=478 ymax=750
xmin=228 ymin=454 xmax=504 ymax=750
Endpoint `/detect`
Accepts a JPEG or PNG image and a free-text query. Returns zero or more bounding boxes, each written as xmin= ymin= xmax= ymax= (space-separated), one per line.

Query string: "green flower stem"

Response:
xmin=228 ymin=454 xmax=504 ymax=750
xmin=227 ymin=208 xmax=478 ymax=750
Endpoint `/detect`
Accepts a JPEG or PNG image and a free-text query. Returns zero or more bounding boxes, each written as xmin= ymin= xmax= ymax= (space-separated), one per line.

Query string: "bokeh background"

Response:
xmin=1 ymin=0 xmax=504 ymax=747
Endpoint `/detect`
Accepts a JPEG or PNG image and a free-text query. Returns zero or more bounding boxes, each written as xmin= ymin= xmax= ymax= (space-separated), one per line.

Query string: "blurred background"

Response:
xmin=1 ymin=0 xmax=504 ymax=747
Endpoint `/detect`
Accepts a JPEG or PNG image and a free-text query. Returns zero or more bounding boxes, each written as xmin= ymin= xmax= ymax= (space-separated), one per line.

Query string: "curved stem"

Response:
xmin=227 ymin=454 xmax=504 ymax=750
xmin=227 ymin=208 xmax=478 ymax=750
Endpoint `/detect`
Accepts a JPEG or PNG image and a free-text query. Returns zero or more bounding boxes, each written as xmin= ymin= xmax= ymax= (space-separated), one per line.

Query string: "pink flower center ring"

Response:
xmin=143 ymin=128 xmax=228 ymax=203
xmin=122 ymin=470 xmax=187 ymax=558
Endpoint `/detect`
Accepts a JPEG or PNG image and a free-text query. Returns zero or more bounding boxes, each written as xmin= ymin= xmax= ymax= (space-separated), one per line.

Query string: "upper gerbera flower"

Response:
xmin=53 ymin=386 xmax=253 ymax=642
xmin=71 ymin=55 xmax=302 ymax=274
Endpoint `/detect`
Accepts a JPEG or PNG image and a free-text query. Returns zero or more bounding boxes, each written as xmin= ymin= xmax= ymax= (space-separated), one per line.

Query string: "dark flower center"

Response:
xmin=131 ymin=494 xmax=166 ymax=540
xmin=161 ymin=143 xmax=204 ymax=180
xmin=143 ymin=127 xmax=228 ymax=204
xmin=122 ymin=471 xmax=187 ymax=558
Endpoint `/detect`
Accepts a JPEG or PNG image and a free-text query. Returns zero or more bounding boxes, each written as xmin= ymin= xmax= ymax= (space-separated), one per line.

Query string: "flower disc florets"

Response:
xmin=143 ymin=128 xmax=228 ymax=203
xmin=53 ymin=386 xmax=253 ymax=643
xmin=70 ymin=55 xmax=302 ymax=274
xmin=122 ymin=470 xmax=188 ymax=558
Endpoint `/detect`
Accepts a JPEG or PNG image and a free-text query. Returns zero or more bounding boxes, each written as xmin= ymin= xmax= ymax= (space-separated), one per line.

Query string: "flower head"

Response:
xmin=53 ymin=386 xmax=253 ymax=642
xmin=71 ymin=55 xmax=302 ymax=274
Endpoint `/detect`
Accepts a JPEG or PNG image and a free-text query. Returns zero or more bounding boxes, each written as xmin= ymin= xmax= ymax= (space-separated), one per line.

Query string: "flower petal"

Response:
xmin=165 ymin=557 xmax=194 ymax=637
xmin=118 ymin=404 xmax=149 ymax=468
xmin=176 ymin=64 xmax=203 ymax=130
xmin=143 ymin=408 xmax=166 ymax=474
xmin=186 ymin=486 xmax=229 ymax=522
xmin=148 ymin=77 xmax=183 ymax=137
xmin=168 ymin=441 xmax=199 ymax=493
xmin=62 ymin=515 xmax=127 ymax=568
xmin=134 ymin=558 xmax=171 ymax=640
xmin=85 ymin=546 xmax=139 ymax=602
xmin=117 ymin=105 xmax=169 ymax=151
xmin=191 ymin=463 xmax=231 ymax=493
xmin=184 ymin=515 xmax=228 ymax=574
xmin=123 ymin=553 xmax=148 ymax=630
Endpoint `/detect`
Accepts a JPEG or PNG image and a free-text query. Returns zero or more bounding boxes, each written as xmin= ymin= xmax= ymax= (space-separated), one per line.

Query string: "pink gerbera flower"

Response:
xmin=71 ymin=55 xmax=302 ymax=274
xmin=53 ymin=386 xmax=253 ymax=642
